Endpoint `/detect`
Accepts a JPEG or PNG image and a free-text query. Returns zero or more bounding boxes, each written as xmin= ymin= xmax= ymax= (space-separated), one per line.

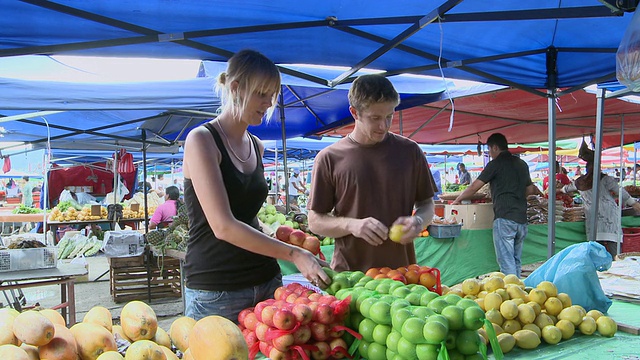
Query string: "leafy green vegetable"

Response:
xmin=12 ymin=205 xmax=44 ymax=214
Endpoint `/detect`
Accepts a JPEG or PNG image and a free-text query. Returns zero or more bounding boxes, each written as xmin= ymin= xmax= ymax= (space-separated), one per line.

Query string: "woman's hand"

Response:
xmin=632 ymin=201 xmax=640 ymax=214
xmin=291 ymin=247 xmax=332 ymax=289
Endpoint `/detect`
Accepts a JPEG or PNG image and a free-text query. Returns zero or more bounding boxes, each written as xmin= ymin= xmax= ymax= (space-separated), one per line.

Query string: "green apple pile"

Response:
xmin=448 ymin=272 xmax=618 ymax=354
xmin=258 ymin=204 xmax=291 ymax=228
xmin=325 ymin=269 xmax=492 ymax=360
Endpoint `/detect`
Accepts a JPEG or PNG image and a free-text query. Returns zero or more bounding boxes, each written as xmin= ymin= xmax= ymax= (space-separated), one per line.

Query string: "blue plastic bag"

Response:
xmin=523 ymin=242 xmax=612 ymax=313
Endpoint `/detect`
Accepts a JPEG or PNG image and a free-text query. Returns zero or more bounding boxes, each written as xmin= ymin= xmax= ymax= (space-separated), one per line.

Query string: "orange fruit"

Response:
xmin=419 ymin=266 xmax=432 ymax=273
xmin=379 ymin=267 xmax=392 ymax=274
xmin=366 ymin=268 xmax=380 ymax=278
xmin=419 ymin=272 xmax=437 ymax=289
xmin=396 ymin=267 xmax=409 ymax=274
xmin=407 ymin=264 xmax=421 ymax=272
xmin=405 ymin=270 xmax=420 ymax=284
xmin=374 ymin=274 xmax=388 ymax=280
xmin=386 ymin=270 xmax=402 ymax=278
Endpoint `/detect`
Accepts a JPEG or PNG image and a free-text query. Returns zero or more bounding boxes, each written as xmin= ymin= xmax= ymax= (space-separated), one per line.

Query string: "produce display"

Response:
xmin=47 ymin=202 xmax=154 ymax=222
xmin=0 ymin=300 xmax=246 ymax=360
xmin=57 ymin=233 xmax=103 ymax=259
xmin=446 ymin=272 xmax=618 ymax=354
xmin=237 ymin=282 xmax=358 ymax=360
xmin=274 ymin=225 xmax=324 ymax=258
xmin=11 ymin=205 xmax=45 ymax=214
xmin=145 ymin=205 xmax=189 ymax=252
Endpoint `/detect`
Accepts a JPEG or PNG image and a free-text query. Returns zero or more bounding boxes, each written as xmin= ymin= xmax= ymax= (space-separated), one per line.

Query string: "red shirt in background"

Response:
xmin=543 ymin=173 xmax=572 ymax=191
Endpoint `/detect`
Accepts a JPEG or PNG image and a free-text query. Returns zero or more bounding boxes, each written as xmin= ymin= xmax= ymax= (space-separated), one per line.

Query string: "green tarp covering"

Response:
xmin=279 ymin=216 xmax=640 ymax=286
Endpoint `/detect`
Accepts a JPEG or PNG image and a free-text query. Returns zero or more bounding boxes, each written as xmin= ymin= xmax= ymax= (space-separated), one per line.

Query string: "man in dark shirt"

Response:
xmin=452 ymin=133 xmax=538 ymax=277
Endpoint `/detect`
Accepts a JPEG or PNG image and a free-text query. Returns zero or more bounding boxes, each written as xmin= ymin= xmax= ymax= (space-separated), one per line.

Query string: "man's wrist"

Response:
xmin=414 ymin=215 xmax=424 ymax=228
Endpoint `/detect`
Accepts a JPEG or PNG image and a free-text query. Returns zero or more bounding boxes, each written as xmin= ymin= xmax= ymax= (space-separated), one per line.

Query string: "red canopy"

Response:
xmin=321 ymin=88 xmax=640 ymax=149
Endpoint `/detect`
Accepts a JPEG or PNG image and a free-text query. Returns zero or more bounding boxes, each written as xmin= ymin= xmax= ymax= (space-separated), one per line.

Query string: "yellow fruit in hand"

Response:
xmin=389 ymin=224 xmax=405 ymax=243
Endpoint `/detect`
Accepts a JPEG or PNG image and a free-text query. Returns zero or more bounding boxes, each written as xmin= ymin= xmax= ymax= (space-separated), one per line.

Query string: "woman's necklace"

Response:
xmin=215 ymin=121 xmax=252 ymax=163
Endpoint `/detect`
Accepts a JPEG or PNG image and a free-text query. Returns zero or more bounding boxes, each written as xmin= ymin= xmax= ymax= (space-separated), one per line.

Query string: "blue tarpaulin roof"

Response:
xmin=0 ymin=1 xmax=637 ymax=150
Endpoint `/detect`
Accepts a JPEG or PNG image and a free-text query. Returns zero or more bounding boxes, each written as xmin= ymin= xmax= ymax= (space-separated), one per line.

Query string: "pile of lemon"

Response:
xmin=447 ymin=273 xmax=617 ymax=354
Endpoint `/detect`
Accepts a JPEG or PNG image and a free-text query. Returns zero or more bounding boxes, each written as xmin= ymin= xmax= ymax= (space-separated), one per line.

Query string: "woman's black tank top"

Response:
xmin=183 ymin=122 xmax=279 ymax=291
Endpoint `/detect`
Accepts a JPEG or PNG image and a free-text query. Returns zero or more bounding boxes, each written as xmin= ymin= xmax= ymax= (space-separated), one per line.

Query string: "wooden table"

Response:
xmin=0 ymin=264 xmax=88 ymax=325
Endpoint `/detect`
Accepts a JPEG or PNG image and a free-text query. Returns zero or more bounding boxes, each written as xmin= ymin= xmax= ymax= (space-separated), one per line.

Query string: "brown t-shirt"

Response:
xmin=308 ymin=133 xmax=435 ymax=272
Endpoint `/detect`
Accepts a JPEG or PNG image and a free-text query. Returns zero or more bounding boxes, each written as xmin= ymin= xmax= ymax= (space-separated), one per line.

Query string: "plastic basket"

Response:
xmin=622 ymin=227 xmax=640 ymax=253
xmin=428 ymin=224 xmax=462 ymax=238
xmin=0 ymin=247 xmax=58 ymax=272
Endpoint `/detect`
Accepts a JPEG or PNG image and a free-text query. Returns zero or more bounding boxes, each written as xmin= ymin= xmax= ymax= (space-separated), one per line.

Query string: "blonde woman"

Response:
xmin=182 ymin=50 xmax=330 ymax=322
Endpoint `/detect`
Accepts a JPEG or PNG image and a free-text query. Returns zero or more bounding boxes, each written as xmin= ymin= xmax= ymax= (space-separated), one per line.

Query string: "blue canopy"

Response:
xmin=0 ymin=1 xmax=633 ymax=92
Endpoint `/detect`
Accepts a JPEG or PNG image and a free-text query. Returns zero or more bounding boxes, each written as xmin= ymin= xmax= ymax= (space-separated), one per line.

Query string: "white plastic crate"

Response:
xmin=0 ymin=247 xmax=58 ymax=272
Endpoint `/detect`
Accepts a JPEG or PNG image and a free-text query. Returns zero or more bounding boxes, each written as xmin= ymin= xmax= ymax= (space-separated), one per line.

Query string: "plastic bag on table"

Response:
xmin=75 ymin=192 xmax=97 ymax=205
xmin=617 ymin=9 xmax=640 ymax=91
xmin=101 ymin=230 xmax=145 ymax=257
xmin=523 ymin=241 xmax=612 ymax=313
xmin=70 ymin=253 xmax=88 ymax=266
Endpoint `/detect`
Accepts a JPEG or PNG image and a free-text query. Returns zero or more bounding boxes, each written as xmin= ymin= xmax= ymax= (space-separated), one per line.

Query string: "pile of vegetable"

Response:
xmin=11 ymin=205 xmax=45 ymax=214
xmin=57 ymin=233 xmax=103 ymax=259
xmin=444 ymin=183 xmax=469 ymax=193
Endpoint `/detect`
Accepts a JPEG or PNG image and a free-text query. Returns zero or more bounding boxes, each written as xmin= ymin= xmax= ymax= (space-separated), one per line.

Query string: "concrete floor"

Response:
xmin=12 ymin=254 xmax=184 ymax=330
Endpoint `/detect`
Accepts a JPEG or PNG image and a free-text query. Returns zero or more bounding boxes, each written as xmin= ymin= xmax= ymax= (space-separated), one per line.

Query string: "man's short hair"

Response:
xmin=486 ymin=133 xmax=508 ymax=151
xmin=348 ymin=74 xmax=400 ymax=112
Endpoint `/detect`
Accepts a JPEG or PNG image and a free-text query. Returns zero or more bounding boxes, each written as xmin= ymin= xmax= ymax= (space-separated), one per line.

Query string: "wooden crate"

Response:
xmin=109 ymin=254 xmax=181 ymax=303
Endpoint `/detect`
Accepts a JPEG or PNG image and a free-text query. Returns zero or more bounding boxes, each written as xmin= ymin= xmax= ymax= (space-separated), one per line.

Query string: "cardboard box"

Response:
xmin=91 ymin=205 xmax=102 ymax=216
xmin=130 ymin=203 xmax=140 ymax=212
xmin=444 ymin=203 xmax=494 ymax=230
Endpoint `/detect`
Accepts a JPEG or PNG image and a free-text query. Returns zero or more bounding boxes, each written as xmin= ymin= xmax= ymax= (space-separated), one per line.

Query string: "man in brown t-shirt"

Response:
xmin=307 ymin=74 xmax=436 ymax=272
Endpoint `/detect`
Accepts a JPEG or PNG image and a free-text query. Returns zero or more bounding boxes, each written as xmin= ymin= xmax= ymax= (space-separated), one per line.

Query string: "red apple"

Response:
xmin=308 ymin=292 xmax=322 ymax=302
xmin=273 ymin=300 xmax=290 ymax=310
xmin=273 ymin=308 xmax=296 ymax=331
xmin=293 ymin=296 xmax=311 ymax=305
xmin=289 ymin=230 xmax=307 ymax=246
xmin=318 ymin=295 xmax=336 ymax=305
xmin=243 ymin=311 xmax=259 ymax=331
xmin=276 ymin=225 xmax=294 ymax=242
xmin=302 ymin=236 xmax=321 ymax=255
xmin=285 ymin=292 xmax=299 ymax=303
xmin=274 ymin=286 xmax=289 ymax=300
xmin=293 ymin=324 xmax=312 ymax=345
xmin=271 ymin=333 xmax=295 ymax=352
xmin=328 ymin=322 xmax=345 ymax=338
xmin=238 ymin=307 xmax=254 ymax=325
xmin=269 ymin=347 xmax=288 ymax=360
xmin=242 ymin=328 xmax=258 ymax=348
xmin=255 ymin=322 xmax=271 ymax=342
xmin=307 ymin=301 xmax=319 ymax=314
xmin=309 ymin=322 xmax=330 ymax=341
xmin=311 ymin=341 xmax=331 ymax=360
xmin=261 ymin=305 xmax=278 ymax=327
xmin=313 ymin=303 xmax=335 ymax=325
xmin=292 ymin=303 xmax=313 ymax=325
xmin=329 ymin=337 xmax=348 ymax=359
xmin=259 ymin=341 xmax=271 ymax=357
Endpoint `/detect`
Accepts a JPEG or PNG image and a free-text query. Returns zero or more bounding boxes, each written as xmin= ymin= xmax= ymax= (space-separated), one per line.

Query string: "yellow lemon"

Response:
xmin=485 ymin=309 xmax=504 ymax=326
xmin=526 ymin=301 xmax=542 ymax=316
xmin=483 ymin=293 xmax=503 ymax=312
xmin=484 ymin=277 xmax=505 ymax=293
xmin=578 ymin=316 xmax=597 ymax=335
xmin=586 ymin=309 xmax=604 ymax=321
xmin=557 ymin=307 xmax=582 ymax=327
xmin=517 ymin=304 xmax=536 ymax=325
xmin=522 ymin=324 xmax=541 ymax=339
xmin=555 ymin=319 xmax=575 ymax=340
xmin=499 ymin=300 xmax=519 ymax=320
xmin=536 ymin=281 xmax=558 ymax=298
xmin=543 ymin=297 xmax=563 ymax=317
xmin=502 ymin=319 xmax=522 ymax=335
xmin=513 ymin=329 xmax=541 ymax=349
xmin=541 ymin=325 xmax=562 ymax=345
xmin=462 ymin=279 xmax=481 ymax=296
xmin=496 ymin=333 xmax=515 ymax=353
xmin=527 ymin=289 xmax=547 ymax=306
xmin=556 ymin=293 xmax=572 ymax=308
xmin=596 ymin=316 xmax=617 ymax=337
xmin=389 ymin=225 xmax=405 ymax=243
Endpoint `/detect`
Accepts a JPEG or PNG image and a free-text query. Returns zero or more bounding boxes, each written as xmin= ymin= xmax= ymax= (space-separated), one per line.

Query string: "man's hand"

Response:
xmin=350 ymin=217 xmax=388 ymax=246
xmin=390 ymin=216 xmax=423 ymax=244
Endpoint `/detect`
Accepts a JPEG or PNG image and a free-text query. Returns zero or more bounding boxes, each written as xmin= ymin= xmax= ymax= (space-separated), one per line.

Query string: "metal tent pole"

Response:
xmin=618 ymin=115 xmax=624 ymax=255
xmin=588 ymin=88 xmax=606 ymax=242
xmin=278 ymin=93 xmax=289 ymax=213
xmin=547 ymin=90 xmax=557 ymax=259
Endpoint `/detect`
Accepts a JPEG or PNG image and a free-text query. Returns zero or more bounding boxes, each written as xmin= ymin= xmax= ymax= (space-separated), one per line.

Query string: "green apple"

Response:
xmin=358 ymin=318 xmax=378 ymax=343
xmin=419 ymin=291 xmax=439 ymax=306
xmin=397 ymin=337 xmax=418 ymax=359
xmin=334 ymin=288 xmax=352 ymax=300
xmin=456 ymin=329 xmax=481 ymax=355
xmin=462 ymin=306 xmax=486 ymax=331
xmin=386 ymin=330 xmax=402 ymax=352
xmin=443 ymin=293 xmax=463 ymax=305
xmin=348 ymin=271 xmax=366 ymax=284
xmin=375 ymin=279 xmax=394 ymax=294
xmin=358 ymin=340 xmax=370 ymax=359
xmin=391 ymin=308 xmax=414 ymax=330
xmin=426 ymin=314 xmax=449 ymax=328
xmin=367 ymin=342 xmax=387 ymax=360
xmin=426 ymin=298 xmax=449 ymax=314
xmin=444 ymin=330 xmax=458 ymax=350
xmin=321 ymin=266 xmax=337 ymax=279
xmin=359 ymin=297 xmax=378 ymax=319
xmin=328 ymin=274 xmax=351 ymax=295
xmin=385 ymin=348 xmax=397 ymax=360
xmin=355 ymin=289 xmax=376 ymax=310
xmin=441 ymin=305 xmax=464 ymax=330
xmin=390 ymin=299 xmax=411 ymax=316
xmin=411 ymin=306 xmax=435 ymax=320
xmin=405 ymin=292 xmax=422 ymax=306
xmin=369 ymin=301 xmax=393 ymax=325
xmin=423 ymin=320 xmax=448 ymax=345
xmin=392 ymin=286 xmax=412 ymax=298
xmin=350 ymin=312 xmax=365 ymax=330
xmin=372 ymin=323 xmax=392 ymax=345
xmin=388 ymin=280 xmax=405 ymax=294
xmin=410 ymin=284 xmax=429 ymax=294
xmin=416 ymin=343 xmax=439 ymax=360
xmin=456 ymin=298 xmax=478 ymax=310
xmin=401 ymin=317 xmax=427 ymax=344
xmin=365 ymin=279 xmax=383 ymax=291
xmin=356 ymin=275 xmax=374 ymax=287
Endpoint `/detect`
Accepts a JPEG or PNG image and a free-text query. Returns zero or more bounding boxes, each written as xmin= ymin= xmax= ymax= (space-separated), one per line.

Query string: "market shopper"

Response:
xmin=20 ymin=176 xmax=33 ymax=207
xmin=559 ymin=148 xmax=640 ymax=259
xmin=543 ymin=160 xmax=574 ymax=207
xmin=181 ymin=49 xmax=330 ymax=322
xmin=457 ymin=163 xmax=471 ymax=185
xmin=452 ymin=133 xmax=538 ymax=277
xmin=287 ymin=169 xmax=306 ymax=207
xmin=148 ymin=185 xmax=181 ymax=229
xmin=307 ymin=74 xmax=436 ymax=272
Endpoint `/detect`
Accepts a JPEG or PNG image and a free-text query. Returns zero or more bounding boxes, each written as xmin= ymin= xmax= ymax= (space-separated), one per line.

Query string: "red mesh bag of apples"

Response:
xmin=238 ymin=283 xmax=361 ymax=360
xmin=275 ymin=225 xmax=326 ymax=261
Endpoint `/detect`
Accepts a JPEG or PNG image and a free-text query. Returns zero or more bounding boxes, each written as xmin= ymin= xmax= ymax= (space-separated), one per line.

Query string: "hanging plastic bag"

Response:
xmin=2 ymin=156 xmax=11 ymax=173
xmin=116 ymin=149 xmax=135 ymax=174
xmin=616 ymin=9 xmax=640 ymax=91
xmin=523 ymin=242 xmax=612 ymax=313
